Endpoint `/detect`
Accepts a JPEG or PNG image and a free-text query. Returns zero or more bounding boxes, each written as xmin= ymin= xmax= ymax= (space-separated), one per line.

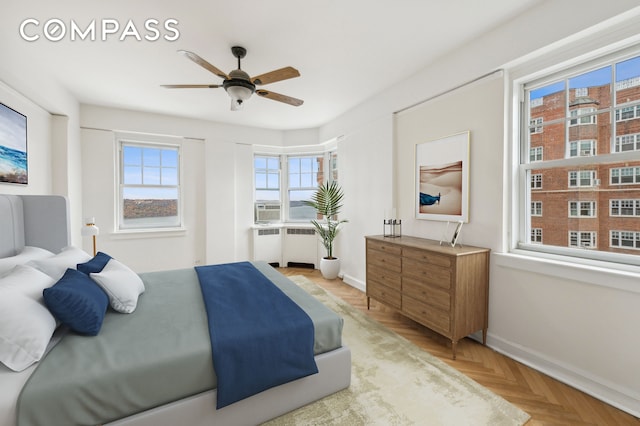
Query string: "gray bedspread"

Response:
xmin=17 ymin=262 xmax=343 ymax=426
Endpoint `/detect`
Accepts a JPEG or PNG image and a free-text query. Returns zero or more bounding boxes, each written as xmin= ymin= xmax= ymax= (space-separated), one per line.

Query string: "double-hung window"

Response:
xmin=518 ymin=48 xmax=640 ymax=263
xmin=287 ymin=155 xmax=324 ymax=221
xmin=118 ymin=139 xmax=181 ymax=230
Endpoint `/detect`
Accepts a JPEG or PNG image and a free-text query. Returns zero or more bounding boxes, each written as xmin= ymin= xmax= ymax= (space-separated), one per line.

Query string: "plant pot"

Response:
xmin=319 ymin=257 xmax=340 ymax=280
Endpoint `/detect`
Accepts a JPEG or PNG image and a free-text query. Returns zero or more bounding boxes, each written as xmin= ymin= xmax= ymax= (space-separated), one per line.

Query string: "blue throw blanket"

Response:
xmin=195 ymin=261 xmax=319 ymax=408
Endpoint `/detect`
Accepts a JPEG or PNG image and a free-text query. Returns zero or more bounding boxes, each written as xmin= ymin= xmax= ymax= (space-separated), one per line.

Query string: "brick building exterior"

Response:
xmin=528 ymin=78 xmax=640 ymax=254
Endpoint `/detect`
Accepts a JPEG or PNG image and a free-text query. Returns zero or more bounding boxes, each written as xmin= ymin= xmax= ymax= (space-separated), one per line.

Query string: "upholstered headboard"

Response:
xmin=0 ymin=194 xmax=71 ymax=258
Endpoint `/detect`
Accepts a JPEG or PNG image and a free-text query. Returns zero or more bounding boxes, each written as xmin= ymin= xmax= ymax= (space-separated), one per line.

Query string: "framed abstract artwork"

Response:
xmin=0 ymin=103 xmax=27 ymax=185
xmin=415 ymin=131 xmax=469 ymax=222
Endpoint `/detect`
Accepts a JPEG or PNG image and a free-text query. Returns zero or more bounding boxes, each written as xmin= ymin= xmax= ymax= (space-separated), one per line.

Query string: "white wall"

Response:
xmin=79 ymin=105 xmax=286 ymax=272
xmin=319 ymin=1 xmax=640 ymax=416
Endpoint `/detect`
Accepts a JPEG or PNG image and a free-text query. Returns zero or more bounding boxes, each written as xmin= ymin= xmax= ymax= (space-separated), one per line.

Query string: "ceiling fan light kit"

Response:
xmin=163 ymin=46 xmax=303 ymax=111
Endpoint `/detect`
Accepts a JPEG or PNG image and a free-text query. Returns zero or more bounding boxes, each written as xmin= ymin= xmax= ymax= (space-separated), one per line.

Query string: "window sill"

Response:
xmin=494 ymin=250 xmax=640 ymax=294
xmin=111 ymin=227 xmax=187 ymax=239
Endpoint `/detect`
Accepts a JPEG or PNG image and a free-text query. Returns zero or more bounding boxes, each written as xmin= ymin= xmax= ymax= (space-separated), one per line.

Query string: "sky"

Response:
xmin=530 ymin=55 xmax=639 ymax=99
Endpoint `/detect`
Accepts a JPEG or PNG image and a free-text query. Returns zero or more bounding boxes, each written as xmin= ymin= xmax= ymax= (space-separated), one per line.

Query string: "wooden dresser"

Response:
xmin=365 ymin=235 xmax=490 ymax=359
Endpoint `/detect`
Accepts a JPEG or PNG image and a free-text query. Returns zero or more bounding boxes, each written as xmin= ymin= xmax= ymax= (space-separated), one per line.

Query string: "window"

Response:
xmin=531 ymin=228 xmax=542 ymax=243
xmin=530 ymin=146 xmax=543 ymax=162
xmin=517 ymin=48 xmax=640 ymax=266
xmin=611 ymin=230 xmax=640 ymax=250
xmin=119 ymin=140 xmax=181 ymax=230
xmin=610 ymin=167 xmax=640 ymax=185
xmin=569 ymin=107 xmax=597 ymax=126
xmin=288 ymin=155 xmax=324 ymax=221
xmin=615 ymin=105 xmax=640 ymax=121
xmin=610 ymin=199 xmax=640 ymax=216
xmin=531 ymin=201 xmax=542 ymax=216
xmin=254 ymin=155 xmax=280 ymax=202
xmin=569 ymin=201 xmax=596 ymax=217
xmin=531 ymin=174 xmax=542 ymax=189
xmin=613 ymin=133 xmax=640 ymax=153
xmin=530 ymin=117 xmax=543 ymax=134
xmin=569 ymin=140 xmax=596 ymax=157
xmin=568 ymin=170 xmax=596 ymax=187
xmin=569 ymin=231 xmax=596 ymax=248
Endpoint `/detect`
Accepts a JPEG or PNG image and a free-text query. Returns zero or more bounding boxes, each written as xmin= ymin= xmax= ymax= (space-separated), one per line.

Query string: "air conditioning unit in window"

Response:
xmin=581 ymin=149 xmax=592 ymax=156
xmin=255 ymin=203 xmax=281 ymax=223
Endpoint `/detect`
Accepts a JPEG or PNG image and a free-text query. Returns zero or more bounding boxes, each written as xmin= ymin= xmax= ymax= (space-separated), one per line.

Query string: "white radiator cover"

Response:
xmin=251 ymin=227 xmax=283 ymax=266
xmin=282 ymin=227 xmax=318 ymax=267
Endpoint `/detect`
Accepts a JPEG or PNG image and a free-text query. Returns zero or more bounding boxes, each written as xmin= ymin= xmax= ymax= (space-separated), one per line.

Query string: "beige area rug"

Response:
xmin=264 ymin=275 xmax=530 ymax=426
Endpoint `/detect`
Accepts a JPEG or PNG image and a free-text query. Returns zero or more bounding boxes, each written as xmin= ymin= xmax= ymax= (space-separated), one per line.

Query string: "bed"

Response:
xmin=0 ymin=194 xmax=351 ymax=426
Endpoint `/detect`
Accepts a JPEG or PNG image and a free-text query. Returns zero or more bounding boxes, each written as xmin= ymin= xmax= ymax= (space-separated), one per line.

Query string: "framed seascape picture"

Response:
xmin=0 ymin=103 xmax=27 ymax=185
xmin=415 ymin=131 xmax=469 ymax=222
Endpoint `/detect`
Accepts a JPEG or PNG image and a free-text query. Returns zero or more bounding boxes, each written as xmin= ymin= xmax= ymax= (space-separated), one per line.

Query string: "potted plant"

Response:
xmin=304 ymin=181 xmax=348 ymax=279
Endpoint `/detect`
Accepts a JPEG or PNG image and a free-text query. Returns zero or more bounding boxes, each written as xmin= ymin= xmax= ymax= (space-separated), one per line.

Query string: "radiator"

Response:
xmin=282 ymin=227 xmax=317 ymax=268
xmin=252 ymin=227 xmax=283 ymax=267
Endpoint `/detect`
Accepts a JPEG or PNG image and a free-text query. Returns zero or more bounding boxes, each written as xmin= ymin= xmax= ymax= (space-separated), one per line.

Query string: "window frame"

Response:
xmin=512 ymin=43 xmax=640 ymax=270
xmin=116 ymin=136 xmax=183 ymax=233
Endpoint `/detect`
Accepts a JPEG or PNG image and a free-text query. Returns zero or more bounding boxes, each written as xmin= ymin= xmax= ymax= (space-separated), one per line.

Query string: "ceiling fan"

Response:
xmin=162 ymin=46 xmax=303 ymax=111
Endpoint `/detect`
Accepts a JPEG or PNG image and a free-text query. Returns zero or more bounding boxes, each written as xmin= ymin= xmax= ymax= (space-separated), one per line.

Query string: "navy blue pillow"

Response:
xmin=43 ymin=268 xmax=109 ymax=336
xmin=77 ymin=252 xmax=112 ymax=275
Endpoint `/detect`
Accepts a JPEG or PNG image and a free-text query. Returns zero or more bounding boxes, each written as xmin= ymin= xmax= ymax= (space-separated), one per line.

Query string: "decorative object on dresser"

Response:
xmin=303 ymin=181 xmax=348 ymax=279
xmin=365 ymin=235 xmax=490 ymax=359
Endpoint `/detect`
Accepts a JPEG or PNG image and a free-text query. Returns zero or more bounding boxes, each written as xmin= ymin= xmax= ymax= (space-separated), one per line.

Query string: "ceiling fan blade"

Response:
xmin=178 ymin=50 xmax=229 ymax=80
xmin=161 ymin=84 xmax=221 ymax=89
xmin=251 ymin=67 xmax=300 ymax=85
xmin=256 ymin=89 xmax=303 ymax=106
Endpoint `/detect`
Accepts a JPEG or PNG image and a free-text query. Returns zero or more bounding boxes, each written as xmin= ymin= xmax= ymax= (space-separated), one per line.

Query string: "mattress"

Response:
xmin=7 ymin=262 xmax=343 ymax=426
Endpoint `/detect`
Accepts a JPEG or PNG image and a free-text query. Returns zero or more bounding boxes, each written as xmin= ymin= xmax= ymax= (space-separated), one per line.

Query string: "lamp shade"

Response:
xmin=81 ymin=217 xmax=99 ymax=237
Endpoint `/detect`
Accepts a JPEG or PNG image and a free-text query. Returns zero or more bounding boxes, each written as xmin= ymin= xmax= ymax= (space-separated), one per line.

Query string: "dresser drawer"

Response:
xmin=367 ymin=281 xmax=401 ymax=309
xmin=402 ymin=257 xmax=451 ymax=290
xmin=367 ymin=264 xmax=401 ymax=290
xmin=367 ymin=249 xmax=401 ymax=273
xmin=402 ymin=296 xmax=450 ymax=335
xmin=367 ymin=239 xmax=402 ymax=256
xmin=402 ymin=277 xmax=450 ymax=312
xmin=403 ymin=247 xmax=451 ymax=268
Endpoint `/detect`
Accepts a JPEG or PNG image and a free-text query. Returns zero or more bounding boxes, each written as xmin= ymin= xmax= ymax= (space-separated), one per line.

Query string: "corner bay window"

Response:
xmin=518 ymin=49 xmax=640 ymax=264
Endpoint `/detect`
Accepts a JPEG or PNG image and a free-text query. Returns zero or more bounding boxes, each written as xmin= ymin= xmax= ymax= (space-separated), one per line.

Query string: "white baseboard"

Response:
xmin=487 ymin=333 xmax=640 ymax=418
xmin=341 ymin=273 xmax=365 ymax=292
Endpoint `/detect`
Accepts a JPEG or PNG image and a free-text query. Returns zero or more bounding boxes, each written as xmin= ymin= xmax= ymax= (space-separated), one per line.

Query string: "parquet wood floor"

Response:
xmin=279 ymin=267 xmax=640 ymax=426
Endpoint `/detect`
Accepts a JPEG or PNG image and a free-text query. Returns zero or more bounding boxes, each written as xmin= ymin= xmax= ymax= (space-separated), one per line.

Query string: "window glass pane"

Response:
xmin=161 ymin=167 xmax=178 ymax=185
xmin=255 ymin=172 xmax=267 ymax=188
xmin=267 ymin=157 xmax=279 ymax=169
xmin=615 ymin=55 xmax=640 ymax=105
xmin=122 ymin=187 xmax=179 ymax=227
xmin=143 ymin=148 xmax=161 ymax=167
xmin=528 ymin=121 xmax=564 ymax=162
xmin=255 ymin=157 xmax=266 ymax=169
xmin=289 ymin=189 xmax=316 ymax=220
xmin=162 ymin=149 xmax=178 ymax=167
xmin=143 ymin=167 xmax=161 ymax=185
xmin=123 ymin=146 xmax=141 ymax=166
xmin=124 ymin=166 xmax=141 ymax=184
xmin=568 ymin=66 xmax=611 ymax=109
xmin=267 ymin=172 xmax=279 ymax=188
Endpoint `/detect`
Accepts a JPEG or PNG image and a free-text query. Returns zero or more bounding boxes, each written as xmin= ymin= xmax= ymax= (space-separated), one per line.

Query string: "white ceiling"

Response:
xmin=2 ymin=1 xmax=542 ymax=130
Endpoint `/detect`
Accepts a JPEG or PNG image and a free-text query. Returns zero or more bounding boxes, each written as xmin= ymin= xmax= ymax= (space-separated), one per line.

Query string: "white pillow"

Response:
xmin=90 ymin=259 xmax=145 ymax=313
xmin=0 ymin=264 xmax=56 ymax=300
xmin=28 ymin=246 xmax=92 ymax=281
xmin=0 ymin=290 xmax=57 ymax=371
xmin=0 ymin=246 xmax=54 ymax=277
